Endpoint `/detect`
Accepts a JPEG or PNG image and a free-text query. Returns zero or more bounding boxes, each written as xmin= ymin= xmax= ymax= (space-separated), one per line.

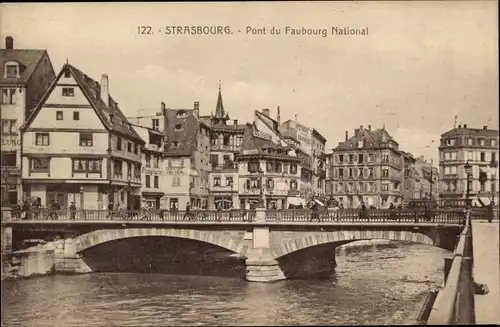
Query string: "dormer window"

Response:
xmin=176 ymin=110 xmax=187 ymax=118
xmin=64 ymin=70 xmax=71 ymax=78
xmin=175 ymin=124 xmax=183 ymax=131
xmin=4 ymin=62 xmax=20 ymax=79
xmin=172 ymin=141 xmax=179 ymax=148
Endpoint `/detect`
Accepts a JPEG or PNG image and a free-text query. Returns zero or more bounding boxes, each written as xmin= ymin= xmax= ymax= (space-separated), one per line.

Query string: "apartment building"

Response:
xmin=0 ymin=36 xmax=56 ymax=205
xmin=201 ymin=87 xmax=246 ymax=209
xmin=279 ymin=116 xmax=327 ymax=200
xmin=328 ymin=125 xmax=403 ymax=208
xmin=439 ymin=124 xmax=499 ymax=206
xmin=413 ymin=156 xmax=439 ymax=200
xmin=21 ymin=64 xmax=145 ymax=210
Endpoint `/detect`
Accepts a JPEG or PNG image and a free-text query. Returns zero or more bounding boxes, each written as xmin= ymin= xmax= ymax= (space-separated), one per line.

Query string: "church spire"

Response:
xmin=215 ymin=80 xmax=225 ymax=118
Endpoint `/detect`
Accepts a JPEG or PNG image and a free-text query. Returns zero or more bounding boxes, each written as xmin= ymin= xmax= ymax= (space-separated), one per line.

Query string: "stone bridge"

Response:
xmin=1 ymin=208 xmax=464 ymax=282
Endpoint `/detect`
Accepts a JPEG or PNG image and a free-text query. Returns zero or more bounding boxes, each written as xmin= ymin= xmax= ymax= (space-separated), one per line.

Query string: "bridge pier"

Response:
xmin=245 ymin=209 xmax=285 ymax=282
xmin=53 ymin=238 xmax=92 ymax=274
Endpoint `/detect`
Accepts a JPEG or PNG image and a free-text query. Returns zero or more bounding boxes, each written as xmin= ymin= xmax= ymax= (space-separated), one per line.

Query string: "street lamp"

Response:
xmin=464 ymin=161 xmax=472 ymax=207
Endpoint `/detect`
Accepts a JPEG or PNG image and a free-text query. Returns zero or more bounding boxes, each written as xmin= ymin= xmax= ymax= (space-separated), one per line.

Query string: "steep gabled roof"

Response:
xmin=0 ymin=49 xmax=47 ymax=85
xmin=22 ymin=64 xmax=145 ymax=143
xmin=335 ymin=127 xmax=397 ymax=151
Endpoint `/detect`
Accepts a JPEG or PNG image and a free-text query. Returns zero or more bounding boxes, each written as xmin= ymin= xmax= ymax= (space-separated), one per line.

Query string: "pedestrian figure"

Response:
xmin=21 ymin=200 xmax=30 ymax=220
xmin=107 ymin=201 xmax=114 ymax=218
xmin=310 ymin=201 xmax=320 ymax=222
xmin=183 ymin=203 xmax=192 ymax=220
xmin=69 ymin=202 xmax=76 ymax=220
xmin=50 ymin=200 xmax=60 ymax=219
xmin=359 ymin=201 xmax=368 ymax=220
xmin=488 ymin=201 xmax=494 ymax=223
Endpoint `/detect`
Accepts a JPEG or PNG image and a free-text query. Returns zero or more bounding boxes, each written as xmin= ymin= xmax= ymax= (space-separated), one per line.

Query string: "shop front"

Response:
xmin=1 ymin=170 xmax=20 ymax=206
xmin=142 ymin=191 xmax=164 ymax=209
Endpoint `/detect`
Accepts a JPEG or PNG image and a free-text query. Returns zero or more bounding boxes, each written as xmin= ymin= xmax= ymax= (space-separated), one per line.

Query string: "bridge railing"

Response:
xmin=4 ymin=209 xmax=256 ymax=222
xmin=265 ymin=208 xmax=466 ymax=224
xmin=427 ymin=210 xmax=475 ymax=325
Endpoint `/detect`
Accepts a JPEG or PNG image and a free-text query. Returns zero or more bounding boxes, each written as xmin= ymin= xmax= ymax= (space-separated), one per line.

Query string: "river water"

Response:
xmin=1 ymin=242 xmax=447 ymax=326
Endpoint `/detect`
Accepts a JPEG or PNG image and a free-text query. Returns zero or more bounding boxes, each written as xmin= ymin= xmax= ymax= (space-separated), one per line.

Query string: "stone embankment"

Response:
xmin=2 ymin=242 xmax=56 ymax=280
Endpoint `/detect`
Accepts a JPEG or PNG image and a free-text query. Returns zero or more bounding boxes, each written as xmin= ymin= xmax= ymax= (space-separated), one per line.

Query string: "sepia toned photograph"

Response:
xmin=0 ymin=1 xmax=498 ymax=326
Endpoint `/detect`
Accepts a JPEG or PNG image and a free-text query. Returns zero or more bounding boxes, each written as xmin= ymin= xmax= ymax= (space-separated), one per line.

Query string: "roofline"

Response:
xmin=312 ymin=128 xmax=327 ymax=144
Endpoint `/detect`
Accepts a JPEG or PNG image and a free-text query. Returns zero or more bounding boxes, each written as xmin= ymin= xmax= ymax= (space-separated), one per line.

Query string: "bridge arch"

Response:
xmin=270 ymin=229 xmax=438 ymax=259
xmin=73 ymin=228 xmax=250 ymax=257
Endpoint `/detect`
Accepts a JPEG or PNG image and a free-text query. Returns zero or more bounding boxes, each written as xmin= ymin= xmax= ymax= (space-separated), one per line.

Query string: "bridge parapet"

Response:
xmin=427 ymin=211 xmax=475 ymax=325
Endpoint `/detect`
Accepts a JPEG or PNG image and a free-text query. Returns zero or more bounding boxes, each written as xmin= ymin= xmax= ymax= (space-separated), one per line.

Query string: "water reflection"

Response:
xmin=2 ymin=242 xmax=449 ymax=327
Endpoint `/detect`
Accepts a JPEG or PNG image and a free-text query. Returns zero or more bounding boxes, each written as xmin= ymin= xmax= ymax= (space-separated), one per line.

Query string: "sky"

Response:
xmin=1 ymin=2 xmax=498 ymax=163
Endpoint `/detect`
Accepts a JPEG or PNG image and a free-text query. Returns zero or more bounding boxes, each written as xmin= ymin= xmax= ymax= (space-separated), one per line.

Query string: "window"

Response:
xmin=358 ymin=154 xmax=364 ymax=163
xmin=1 ymin=89 xmax=16 ymax=104
xmin=35 ymin=133 xmax=50 ymax=146
xmin=492 ymin=153 xmax=497 ymax=163
xmin=348 ymin=154 xmax=354 ymax=163
xmin=1 ymin=152 xmax=16 ymax=167
xmin=174 ymin=124 xmax=183 ymax=131
xmin=223 ymin=135 xmax=230 ymax=146
xmin=152 ymin=118 xmax=159 ymax=131
xmin=468 ymin=151 xmax=473 ymax=160
xmin=480 ymin=152 xmax=485 ymax=162
xmin=338 ymin=169 xmax=344 ymax=178
xmin=381 ymin=183 xmax=389 ymax=191
xmin=5 ymin=64 xmax=18 ymax=78
xmin=176 ymin=111 xmax=187 ymax=118
xmin=368 ymin=168 xmax=374 ymax=178
xmin=290 ymin=180 xmax=298 ymax=190
xmin=358 ymin=168 xmax=363 ymax=177
xmin=154 ymin=176 xmax=159 ymax=188
xmin=134 ymin=144 xmax=139 ymax=154
xmin=145 ymin=175 xmax=151 ymax=188
xmin=357 ymin=140 xmax=364 ymax=148
xmin=290 ymin=164 xmax=298 ymax=174
xmin=214 ymin=177 xmax=221 ymax=187
xmin=64 ymin=70 xmax=71 ymax=78
xmin=116 ymin=137 xmax=122 ymax=150
xmin=79 ymin=133 xmax=93 ymax=146
xmin=492 ymin=139 xmax=497 ymax=147
xmin=382 ymin=168 xmax=389 ymax=177
xmin=266 ymin=178 xmax=274 ymax=189
xmin=145 ymin=154 xmax=151 ymax=167
xmin=113 ymin=160 xmax=123 ymax=178
xmin=248 ymin=161 xmax=260 ymax=173
xmin=1 ymin=119 xmax=17 ymax=135
xmin=382 ymin=154 xmax=389 ymax=163
xmin=56 ymin=111 xmax=63 ymax=120
xmin=30 ymin=158 xmax=50 ymax=171
xmin=172 ymin=177 xmax=181 ymax=187
xmin=338 ymin=155 xmax=344 ymax=163
xmin=368 ymin=154 xmax=375 ymax=162
xmin=444 ymin=166 xmax=457 ymax=175
xmin=226 ymin=177 xmax=233 ymax=186
xmin=127 ymin=142 xmax=132 ymax=152
xmin=154 ymin=156 xmax=159 ymax=168
xmin=62 ymin=88 xmax=74 ymax=97
xmin=73 ymin=111 xmax=80 ymax=120
xmin=72 ymin=159 xmax=101 ymax=172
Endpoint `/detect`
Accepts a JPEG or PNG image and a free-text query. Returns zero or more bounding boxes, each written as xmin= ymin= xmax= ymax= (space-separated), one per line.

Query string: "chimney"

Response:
xmin=262 ymin=108 xmax=270 ymax=117
xmin=463 ymin=124 xmax=467 ymax=129
xmin=368 ymin=125 xmax=371 ymax=131
xmin=277 ymin=106 xmax=281 ymax=126
xmin=483 ymin=125 xmax=487 ymax=130
xmin=345 ymin=131 xmax=348 ymax=141
xmin=360 ymin=125 xmax=364 ymax=130
xmin=193 ymin=101 xmax=199 ymax=118
xmin=5 ymin=36 xmax=13 ymax=50
xmin=161 ymin=101 xmax=166 ymax=112
xmin=458 ymin=124 xmax=462 ymax=129
xmin=233 ymin=119 xmax=238 ymax=125
xmin=100 ymin=74 xmax=109 ymax=107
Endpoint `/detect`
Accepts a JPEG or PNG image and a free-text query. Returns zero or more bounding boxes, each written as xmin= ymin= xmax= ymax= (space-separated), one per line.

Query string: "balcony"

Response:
xmin=211 ymin=144 xmax=237 ymax=151
xmin=146 ymin=144 xmax=162 ymax=152
xmin=211 ymin=162 xmax=238 ymax=171
xmin=288 ymin=189 xmax=300 ymax=196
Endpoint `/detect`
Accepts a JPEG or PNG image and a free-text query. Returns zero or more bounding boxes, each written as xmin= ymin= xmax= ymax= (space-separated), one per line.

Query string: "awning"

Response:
xmin=142 ymin=191 xmax=165 ymax=197
xmin=314 ymin=199 xmax=325 ymax=206
xmin=288 ymin=197 xmax=306 ymax=206
xmin=477 ymin=197 xmax=491 ymax=206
